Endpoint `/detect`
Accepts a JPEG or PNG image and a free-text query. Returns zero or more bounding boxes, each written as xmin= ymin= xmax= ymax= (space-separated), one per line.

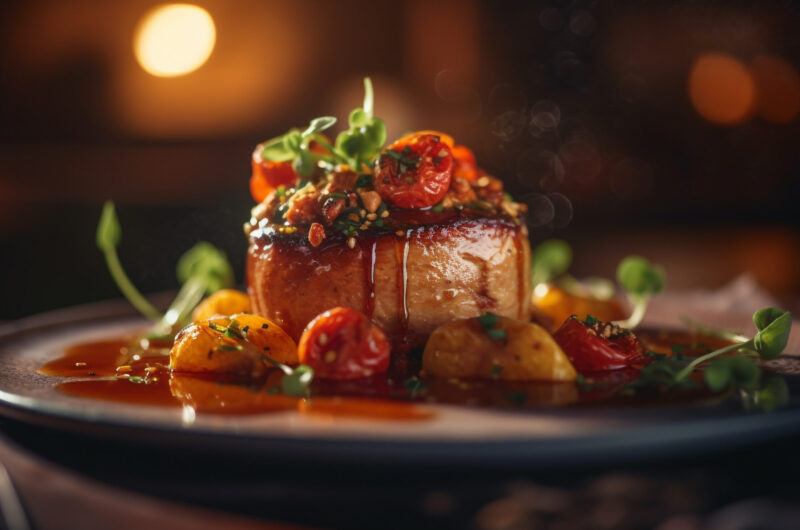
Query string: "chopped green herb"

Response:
xmin=431 ymin=204 xmax=444 ymax=213
xmin=490 ymin=364 xmax=504 ymax=379
xmin=476 ymin=312 xmax=500 ymax=329
xmin=486 ymin=328 xmax=507 ymax=341
xmin=128 ymin=376 xmax=145 ymax=384
xmin=216 ymin=344 xmax=243 ymax=352
xmin=404 ymin=376 xmax=428 ymax=398
xmin=584 ymin=314 xmax=599 ymax=326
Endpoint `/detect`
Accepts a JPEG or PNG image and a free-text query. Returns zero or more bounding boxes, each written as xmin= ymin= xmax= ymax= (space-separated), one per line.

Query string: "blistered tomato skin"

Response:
xmin=298 ymin=307 xmax=391 ymax=380
xmin=374 ymin=134 xmax=454 ymax=208
xmin=250 ymin=144 xmax=299 ymax=202
xmin=552 ymin=317 xmax=643 ymax=372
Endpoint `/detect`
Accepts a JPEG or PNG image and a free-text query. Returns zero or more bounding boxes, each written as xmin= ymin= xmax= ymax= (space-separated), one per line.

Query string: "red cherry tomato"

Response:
xmin=298 ymin=307 xmax=391 ymax=380
xmin=374 ymin=133 xmax=454 ymax=208
xmin=250 ymin=144 xmax=298 ymax=202
xmin=552 ymin=316 xmax=644 ymax=372
xmin=451 ymin=144 xmax=478 ymax=182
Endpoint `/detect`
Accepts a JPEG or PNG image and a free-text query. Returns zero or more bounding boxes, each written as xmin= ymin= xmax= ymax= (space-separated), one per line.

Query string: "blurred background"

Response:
xmin=1 ymin=0 xmax=799 ymax=320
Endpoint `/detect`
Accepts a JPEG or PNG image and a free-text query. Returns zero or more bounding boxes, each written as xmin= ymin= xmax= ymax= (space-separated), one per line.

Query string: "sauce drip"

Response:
xmin=359 ymin=237 xmax=378 ymax=318
xmin=394 ymin=230 xmax=412 ymax=336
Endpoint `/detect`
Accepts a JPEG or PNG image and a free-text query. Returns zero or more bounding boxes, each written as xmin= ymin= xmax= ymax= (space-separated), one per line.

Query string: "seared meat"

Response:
xmin=247 ymin=217 xmax=531 ymax=351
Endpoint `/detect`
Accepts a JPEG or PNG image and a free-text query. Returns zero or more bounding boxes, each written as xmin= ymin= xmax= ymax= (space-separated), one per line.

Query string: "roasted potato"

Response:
xmin=170 ymin=313 xmax=297 ymax=378
xmin=192 ymin=289 xmax=252 ymax=322
xmin=422 ymin=315 xmax=577 ymax=381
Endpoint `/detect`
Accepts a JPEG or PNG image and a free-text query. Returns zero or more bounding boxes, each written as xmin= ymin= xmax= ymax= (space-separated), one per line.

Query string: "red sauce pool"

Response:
xmin=36 ymin=329 xmax=733 ymax=419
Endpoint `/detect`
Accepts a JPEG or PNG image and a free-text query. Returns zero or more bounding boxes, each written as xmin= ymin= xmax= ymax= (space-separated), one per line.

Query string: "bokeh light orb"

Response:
xmin=688 ymin=53 xmax=756 ymax=125
xmin=134 ymin=4 xmax=216 ymax=77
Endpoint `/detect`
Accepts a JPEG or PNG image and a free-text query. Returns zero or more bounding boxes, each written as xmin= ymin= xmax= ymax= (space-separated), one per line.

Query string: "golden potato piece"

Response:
xmin=532 ymin=284 xmax=626 ymax=331
xmin=422 ymin=316 xmax=577 ymax=381
xmin=192 ymin=289 xmax=252 ymax=322
xmin=170 ymin=313 xmax=297 ymax=378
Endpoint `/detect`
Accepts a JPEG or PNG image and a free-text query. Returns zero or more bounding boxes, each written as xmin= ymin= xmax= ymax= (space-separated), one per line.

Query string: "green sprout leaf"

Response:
xmin=614 ymin=255 xmax=665 ymax=329
xmin=96 ymin=201 xmax=161 ymax=322
xmin=753 ymin=308 xmax=792 ymax=360
xmin=301 ymin=116 xmax=337 ymax=138
xmin=176 ymin=242 xmax=234 ymax=295
xmin=531 ymin=239 xmax=572 ymax=285
xmin=96 ymin=201 xmax=121 ymax=250
xmin=634 ymin=306 xmax=791 ymax=394
xmin=335 ymin=77 xmax=386 ymax=168
xmin=282 ymin=365 xmax=314 ymax=397
xmin=362 ymin=77 xmax=374 ymax=118
xmin=616 ymin=255 xmax=665 ymax=297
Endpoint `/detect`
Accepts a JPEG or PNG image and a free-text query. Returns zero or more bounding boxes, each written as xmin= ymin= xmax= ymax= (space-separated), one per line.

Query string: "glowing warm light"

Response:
xmin=134 ymin=4 xmax=216 ymax=77
xmin=750 ymin=55 xmax=800 ymax=124
xmin=689 ymin=53 xmax=756 ymax=125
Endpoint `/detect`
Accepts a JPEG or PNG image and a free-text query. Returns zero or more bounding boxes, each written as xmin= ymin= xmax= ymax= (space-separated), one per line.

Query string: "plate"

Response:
xmin=1 ymin=300 xmax=799 ymax=469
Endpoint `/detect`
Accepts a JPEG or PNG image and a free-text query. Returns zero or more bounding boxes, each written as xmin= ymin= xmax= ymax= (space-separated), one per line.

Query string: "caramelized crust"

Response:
xmin=247 ymin=217 xmax=531 ymax=351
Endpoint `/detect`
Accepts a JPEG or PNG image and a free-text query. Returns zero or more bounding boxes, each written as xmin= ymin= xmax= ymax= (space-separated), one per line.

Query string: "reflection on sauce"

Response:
xmin=39 ymin=329 xmax=739 ymax=419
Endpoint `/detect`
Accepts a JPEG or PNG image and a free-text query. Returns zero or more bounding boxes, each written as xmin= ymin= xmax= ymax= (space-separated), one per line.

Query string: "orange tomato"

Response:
xmin=451 ymin=144 xmax=478 ymax=181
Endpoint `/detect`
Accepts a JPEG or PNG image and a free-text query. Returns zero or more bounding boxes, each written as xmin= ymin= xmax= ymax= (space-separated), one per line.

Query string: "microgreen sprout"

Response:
xmin=613 ymin=255 xmax=665 ymax=329
xmin=631 ymin=307 xmax=792 ymax=395
xmin=530 ymin=239 xmax=572 ymax=285
xmin=96 ymin=201 xmax=162 ymax=321
xmin=334 ymin=77 xmax=387 ymax=169
xmin=96 ymin=201 xmax=234 ymax=338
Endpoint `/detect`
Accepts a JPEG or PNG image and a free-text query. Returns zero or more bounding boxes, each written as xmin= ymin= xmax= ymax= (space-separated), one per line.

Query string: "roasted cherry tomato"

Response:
xmin=552 ymin=316 xmax=643 ymax=372
xmin=250 ymin=145 xmax=298 ymax=203
xmin=298 ymin=307 xmax=391 ymax=380
xmin=374 ymin=133 xmax=454 ymax=208
xmin=396 ymin=130 xmax=454 ymax=148
xmin=249 ymin=139 xmax=331 ymax=202
xmin=451 ymin=144 xmax=478 ymax=181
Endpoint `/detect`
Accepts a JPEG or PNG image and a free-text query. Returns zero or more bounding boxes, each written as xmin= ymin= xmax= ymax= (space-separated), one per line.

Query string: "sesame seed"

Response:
xmin=145 ymin=366 xmax=157 ymax=373
xmin=324 ymin=350 xmax=337 ymax=363
xmin=318 ymin=333 xmax=328 ymax=346
xmin=116 ymin=365 xmax=132 ymax=373
xmin=74 ymin=361 xmax=87 ymax=368
xmin=359 ymin=223 xmax=368 ymax=230
xmin=477 ymin=176 xmax=490 ymax=187
xmin=347 ymin=237 xmax=356 ymax=249
xmin=438 ymin=149 xmax=448 ymax=157
xmin=381 ymin=210 xmax=390 ymax=218
xmin=360 ymin=209 xmax=366 ymax=217
xmin=366 ymin=213 xmax=377 ymax=221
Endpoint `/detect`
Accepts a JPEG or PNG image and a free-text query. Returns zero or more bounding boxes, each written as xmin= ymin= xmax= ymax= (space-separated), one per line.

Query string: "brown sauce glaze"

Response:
xmin=358 ymin=237 xmax=378 ymax=319
xmin=39 ymin=328 xmax=743 ymax=417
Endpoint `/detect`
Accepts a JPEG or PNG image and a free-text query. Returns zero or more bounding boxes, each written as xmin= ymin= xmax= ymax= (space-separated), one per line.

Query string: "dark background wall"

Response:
xmin=1 ymin=0 xmax=799 ymax=320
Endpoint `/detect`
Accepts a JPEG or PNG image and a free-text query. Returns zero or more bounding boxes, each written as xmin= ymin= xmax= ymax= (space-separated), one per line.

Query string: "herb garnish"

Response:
xmin=477 ymin=313 xmax=508 ymax=340
xmin=97 ymin=202 xmax=234 ymax=338
xmin=206 ymin=321 xmax=315 ymax=397
xmin=530 ymin=239 xmax=572 ymax=285
xmin=613 ymin=256 xmax=665 ymax=329
xmin=404 ymin=376 xmax=428 ymax=398
xmin=630 ymin=307 xmax=792 ymax=394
